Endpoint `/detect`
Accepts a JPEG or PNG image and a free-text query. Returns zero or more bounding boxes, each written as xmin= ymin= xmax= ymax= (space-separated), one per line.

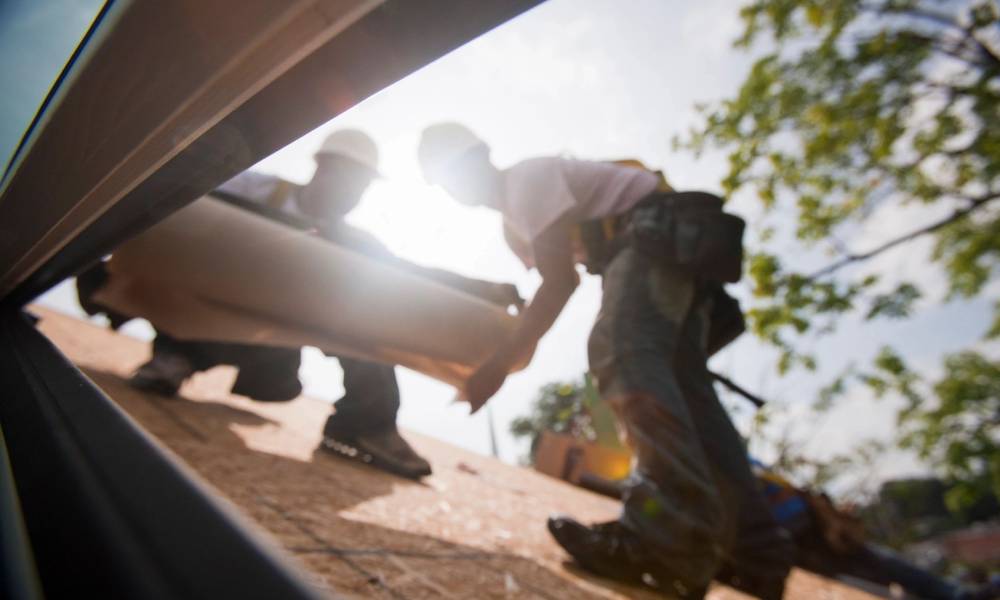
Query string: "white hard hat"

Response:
xmin=315 ymin=129 xmax=379 ymax=174
xmin=417 ymin=122 xmax=487 ymax=183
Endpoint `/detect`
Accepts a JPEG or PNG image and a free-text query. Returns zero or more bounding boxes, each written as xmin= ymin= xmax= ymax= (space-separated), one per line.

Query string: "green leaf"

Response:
xmin=987 ymin=301 xmax=1000 ymax=339
xmin=865 ymin=283 xmax=922 ymax=319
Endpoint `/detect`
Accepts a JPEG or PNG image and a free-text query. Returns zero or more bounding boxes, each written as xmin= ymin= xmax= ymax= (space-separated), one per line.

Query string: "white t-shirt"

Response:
xmin=499 ymin=157 xmax=659 ymax=266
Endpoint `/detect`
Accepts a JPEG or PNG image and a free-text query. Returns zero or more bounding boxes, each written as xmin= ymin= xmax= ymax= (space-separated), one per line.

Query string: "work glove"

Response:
xmin=488 ymin=282 xmax=526 ymax=313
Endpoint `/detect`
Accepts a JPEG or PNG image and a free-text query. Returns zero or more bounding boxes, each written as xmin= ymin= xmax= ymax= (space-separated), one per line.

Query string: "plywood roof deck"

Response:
xmin=32 ymin=306 xmax=877 ymax=600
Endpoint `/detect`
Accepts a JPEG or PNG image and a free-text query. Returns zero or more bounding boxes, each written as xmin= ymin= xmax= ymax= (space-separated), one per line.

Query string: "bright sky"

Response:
xmin=249 ymin=0 xmax=760 ymax=466
xmin=0 ymin=0 xmax=103 ymax=176
xmin=38 ymin=0 xmax=996 ymax=492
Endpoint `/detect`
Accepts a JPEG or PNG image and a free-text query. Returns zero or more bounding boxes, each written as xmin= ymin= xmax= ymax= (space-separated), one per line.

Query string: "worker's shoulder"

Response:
xmin=505 ymin=155 xmax=566 ymax=174
xmin=502 ymin=156 xmax=573 ymax=195
xmin=610 ymin=158 xmax=652 ymax=172
xmin=510 ymin=153 xmax=655 ymax=174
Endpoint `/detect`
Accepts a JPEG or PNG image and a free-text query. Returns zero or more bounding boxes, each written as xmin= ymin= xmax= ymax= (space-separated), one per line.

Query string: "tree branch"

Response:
xmin=896 ymin=30 xmax=994 ymax=67
xmin=806 ymin=192 xmax=1000 ymax=280
xmin=855 ymin=2 xmax=1000 ymax=70
xmin=896 ymin=5 xmax=1000 ymax=71
xmin=859 ymin=2 xmax=965 ymax=33
xmin=968 ymin=25 xmax=1000 ymax=71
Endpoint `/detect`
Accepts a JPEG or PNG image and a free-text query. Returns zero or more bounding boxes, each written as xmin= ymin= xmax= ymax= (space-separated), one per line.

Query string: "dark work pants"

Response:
xmin=77 ymin=260 xmax=400 ymax=434
xmin=151 ymin=333 xmax=400 ymax=433
xmin=588 ymin=247 xmax=793 ymax=593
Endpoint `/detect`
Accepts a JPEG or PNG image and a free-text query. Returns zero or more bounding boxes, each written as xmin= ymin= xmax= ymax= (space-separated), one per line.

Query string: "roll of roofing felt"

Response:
xmin=96 ymin=196 xmax=519 ymax=387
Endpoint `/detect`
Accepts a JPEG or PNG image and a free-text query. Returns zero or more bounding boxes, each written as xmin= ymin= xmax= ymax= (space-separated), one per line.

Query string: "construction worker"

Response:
xmin=417 ymin=123 xmax=793 ymax=598
xmin=78 ymin=129 xmax=522 ymax=480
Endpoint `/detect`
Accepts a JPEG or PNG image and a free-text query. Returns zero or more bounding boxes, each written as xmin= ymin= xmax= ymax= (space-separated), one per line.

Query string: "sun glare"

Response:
xmin=257 ymin=131 xmax=527 ymax=286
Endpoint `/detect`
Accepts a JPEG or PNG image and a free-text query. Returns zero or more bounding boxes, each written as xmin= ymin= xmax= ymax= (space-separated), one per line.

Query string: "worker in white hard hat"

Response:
xmin=212 ymin=128 xmax=383 ymax=233
xmin=79 ymin=129 xmax=523 ymax=480
xmin=417 ymin=123 xmax=792 ymax=598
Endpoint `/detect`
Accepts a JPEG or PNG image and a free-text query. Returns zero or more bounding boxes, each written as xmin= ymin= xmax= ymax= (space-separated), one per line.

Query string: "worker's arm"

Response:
xmin=323 ymin=223 xmax=524 ymax=311
xmin=464 ymin=219 xmax=579 ymax=411
xmin=396 ymin=264 xmax=524 ymax=311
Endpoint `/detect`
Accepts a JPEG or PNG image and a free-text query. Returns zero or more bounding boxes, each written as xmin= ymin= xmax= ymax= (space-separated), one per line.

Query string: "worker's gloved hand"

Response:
xmin=463 ymin=357 xmax=510 ymax=413
xmin=487 ymin=283 xmax=525 ymax=313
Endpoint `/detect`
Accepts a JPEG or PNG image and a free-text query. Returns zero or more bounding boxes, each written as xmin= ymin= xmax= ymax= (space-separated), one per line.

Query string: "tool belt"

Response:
xmin=577 ymin=191 xmax=748 ymax=356
xmin=577 ymin=190 xmax=746 ymax=283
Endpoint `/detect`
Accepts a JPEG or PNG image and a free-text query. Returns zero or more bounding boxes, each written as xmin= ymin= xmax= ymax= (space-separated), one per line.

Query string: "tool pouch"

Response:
xmin=629 ymin=191 xmax=745 ymax=283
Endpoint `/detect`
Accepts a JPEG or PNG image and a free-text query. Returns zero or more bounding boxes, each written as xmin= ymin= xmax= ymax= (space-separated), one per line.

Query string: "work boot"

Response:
xmin=129 ymin=351 xmax=194 ymax=397
xmin=321 ymin=420 xmax=432 ymax=480
xmin=231 ymin=371 xmax=301 ymax=403
xmin=547 ymin=516 xmax=708 ymax=599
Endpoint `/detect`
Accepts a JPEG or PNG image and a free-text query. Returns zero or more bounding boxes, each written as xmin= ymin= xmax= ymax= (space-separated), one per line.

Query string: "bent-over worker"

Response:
xmin=79 ymin=129 xmax=522 ymax=480
xmin=416 ymin=123 xmax=792 ymax=598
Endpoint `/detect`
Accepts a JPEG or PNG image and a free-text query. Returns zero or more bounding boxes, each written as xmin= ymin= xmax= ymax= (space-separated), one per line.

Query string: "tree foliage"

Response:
xmin=680 ymin=0 xmax=1000 ymax=511
xmin=684 ymin=0 xmax=999 ymax=368
xmin=509 ymin=379 xmax=596 ymax=463
xmin=510 ymin=375 xmax=622 ymax=464
xmin=859 ymin=349 xmax=1000 ymax=511
xmin=861 ymin=478 xmax=959 ymax=546
xmin=744 ymin=390 xmax=888 ymax=496
xmin=860 ymin=475 xmax=999 ymax=547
